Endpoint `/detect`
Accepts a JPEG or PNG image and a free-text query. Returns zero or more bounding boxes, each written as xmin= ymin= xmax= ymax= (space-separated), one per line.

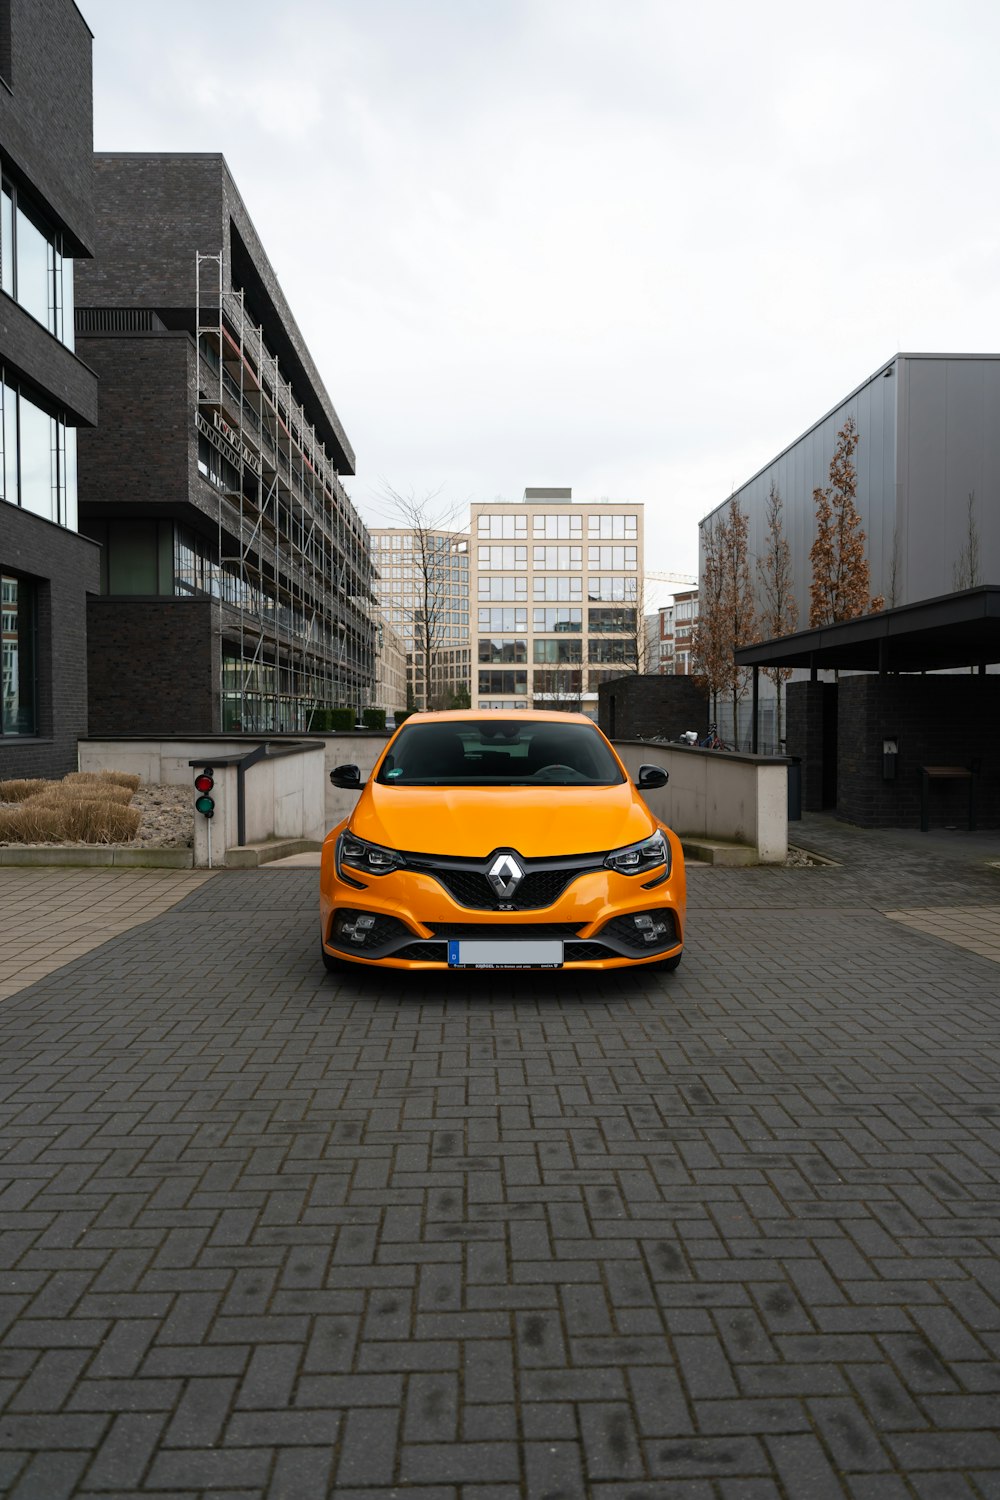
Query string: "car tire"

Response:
xmin=652 ymin=951 xmax=682 ymax=973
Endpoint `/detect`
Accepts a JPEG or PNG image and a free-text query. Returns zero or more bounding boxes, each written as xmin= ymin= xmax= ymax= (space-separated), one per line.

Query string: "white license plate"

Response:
xmin=448 ymin=939 xmax=563 ymax=969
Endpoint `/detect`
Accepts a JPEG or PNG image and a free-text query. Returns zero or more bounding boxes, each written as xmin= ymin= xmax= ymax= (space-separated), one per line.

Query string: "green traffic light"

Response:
xmin=195 ymin=795 xmax=215 ymax=818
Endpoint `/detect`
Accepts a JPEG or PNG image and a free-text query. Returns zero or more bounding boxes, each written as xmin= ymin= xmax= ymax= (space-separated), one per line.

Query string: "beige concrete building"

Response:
xmin=370 ymin=528 xmax=470 ymax=710
xmin=470 ymin=488 xmax=644 ymax=719
xmin=375 ymin=617 xmax=408 ymax=718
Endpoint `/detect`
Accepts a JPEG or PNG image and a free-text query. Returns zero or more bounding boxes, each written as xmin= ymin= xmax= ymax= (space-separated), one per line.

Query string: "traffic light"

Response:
xmin=194 ymin=767 xmax=215 ymax=819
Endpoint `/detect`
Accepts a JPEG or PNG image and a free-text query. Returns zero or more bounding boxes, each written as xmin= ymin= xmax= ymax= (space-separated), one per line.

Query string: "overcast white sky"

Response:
xmin=81 ymin=0 xmax=1000 ymax=589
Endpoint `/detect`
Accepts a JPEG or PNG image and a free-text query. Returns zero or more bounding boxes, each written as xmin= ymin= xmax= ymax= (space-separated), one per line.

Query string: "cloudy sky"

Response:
xmin=82 ymin=0 xmax=1000 ymax=587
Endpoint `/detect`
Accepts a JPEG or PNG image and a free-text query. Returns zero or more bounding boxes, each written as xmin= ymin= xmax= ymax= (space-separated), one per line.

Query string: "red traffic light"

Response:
xmin=194 ymin=767 xmax=215 ymax=819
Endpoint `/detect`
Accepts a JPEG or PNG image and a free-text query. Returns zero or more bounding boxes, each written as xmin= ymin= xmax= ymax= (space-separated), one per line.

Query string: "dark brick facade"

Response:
xmin=87 ymin=597 xmax=220 ymax=736
xmin=598 ymin=673 xmax=709 ymax=741
xmin=0 ymin=504 xmax=100 ymax=779
xmin=77 ymin=333 xmax=198 ymax=519
xmin=837 ymin=673 xmax=1000 ymax=829
xmin=0 ymin=0 xmax=99 ymax=779
xmin=788 ymin=674 xmax=1000 ymax=828
xmin=76 ymin=154 xmax=353 ymax=472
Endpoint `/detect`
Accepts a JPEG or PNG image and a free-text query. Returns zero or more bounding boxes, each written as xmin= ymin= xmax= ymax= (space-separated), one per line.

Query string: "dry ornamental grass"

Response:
xmin=0 ymin=770 xmax=144 ymax=845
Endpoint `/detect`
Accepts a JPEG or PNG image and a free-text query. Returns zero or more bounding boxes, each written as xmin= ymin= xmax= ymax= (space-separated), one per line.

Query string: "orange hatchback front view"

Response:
xmin=319 ymin=711 xmax=686 ymax=974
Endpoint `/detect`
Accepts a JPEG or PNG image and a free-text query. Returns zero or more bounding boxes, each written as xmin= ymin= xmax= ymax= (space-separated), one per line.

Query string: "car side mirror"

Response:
xmin=330 ymin=763 xmax=362 ymax=790
xmin=637 ymin=764 xmax=669 ymax=789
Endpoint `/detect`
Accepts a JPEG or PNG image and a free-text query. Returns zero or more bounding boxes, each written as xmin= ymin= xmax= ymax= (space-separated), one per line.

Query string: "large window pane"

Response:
xmin=15 ymin=203 xmax=50 ymax=328
xmin=18 ymin=392 xmax=54 ymax=520
xmin=108 ymin=520 xmax=158 ymax=593
xmin=1 ymin=187 xmax=12 ymax=296
xmin=1 ymin=574 xmax=35 ymax=735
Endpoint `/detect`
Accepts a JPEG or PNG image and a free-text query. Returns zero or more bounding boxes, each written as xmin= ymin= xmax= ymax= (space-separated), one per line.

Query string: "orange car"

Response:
xmin=320 ymin=710 xmax=685 ymax=974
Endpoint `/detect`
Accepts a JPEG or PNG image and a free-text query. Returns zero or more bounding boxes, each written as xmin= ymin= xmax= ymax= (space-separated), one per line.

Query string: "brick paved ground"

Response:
xmin=1 ymin=816 xmax=1000 ymax=1497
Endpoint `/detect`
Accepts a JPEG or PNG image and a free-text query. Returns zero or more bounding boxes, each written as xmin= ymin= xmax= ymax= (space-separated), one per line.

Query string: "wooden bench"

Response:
xmin=919 ymin=765 xmax=977 ymax=833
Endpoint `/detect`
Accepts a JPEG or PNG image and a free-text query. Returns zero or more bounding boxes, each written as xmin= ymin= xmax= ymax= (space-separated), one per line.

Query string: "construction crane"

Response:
xmin=645 ymin=570 xmax=698 ymax=589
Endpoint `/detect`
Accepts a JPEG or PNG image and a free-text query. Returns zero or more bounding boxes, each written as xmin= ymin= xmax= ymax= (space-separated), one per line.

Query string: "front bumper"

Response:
xmin=319 ymin=840 xmax=685 ymax=970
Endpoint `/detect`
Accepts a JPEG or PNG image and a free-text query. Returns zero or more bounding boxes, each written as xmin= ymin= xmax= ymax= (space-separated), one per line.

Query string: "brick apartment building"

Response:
xmin=0 ymin=0 xmax=100 ymax=778
xmin=75 ymin=153 xmax=374 ymax=735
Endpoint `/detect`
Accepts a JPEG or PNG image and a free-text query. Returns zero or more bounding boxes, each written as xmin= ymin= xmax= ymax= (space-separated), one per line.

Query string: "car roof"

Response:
xmin=398 ymin=710 xmax=598 ymax=726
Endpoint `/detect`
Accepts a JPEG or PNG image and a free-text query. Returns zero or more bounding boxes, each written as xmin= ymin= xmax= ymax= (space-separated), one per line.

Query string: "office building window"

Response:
xmin=533 ymin=606 xmax=581 ymax=633
xmin=478 ymin=669 xmax=527 ymax=695
xmin=587 ymin=546 xmax=637 ymax=570
xmin=588 ymin=576 xmax=637 ymax=602
xmin=0 ymin=377 xmax=77 ymax=529
xmin=588 ymin=514 xmax=637 ymax=538
xmin=478 ymin=637 xmax=527 ymax=664
xmin=533 ymin=638 xmax=582 ymax=664
xmin=532 ymin=514 xmax=581 ymax=539
xmin=532 ymin=545 xmax=581 ymax=569
xmin=589 ymin=638 xmax=637 ymax=664
xmin=479 ymin=576 xmax=527 ymax=601
xmin=1 ymin=181 xmax=74 ymax=348
xmin=478 ymin=607 xmax=527 ymax=631
xmin=532 ymin=668 xmax=582 ymax=695
xmin=477 ymin=545 xmax=526 ymax=569
xmin=1 ymin=573 xmax=36 ymax=735
xmin=478 ymin=513 xmax=526 ymax=538
xmin=589 ymin=607 xmax=637 ymax=633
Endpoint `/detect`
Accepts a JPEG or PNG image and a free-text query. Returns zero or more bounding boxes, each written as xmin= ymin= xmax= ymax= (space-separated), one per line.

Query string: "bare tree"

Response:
xmin=755 ymin=481 xmax=798 ymax=746
xmin=691 ymin=515 xmax=728 ymax=723
xmin=381 ymin=485 xmax=466 ymax=711
xmin=717 ymin=494 xmax=758 ymax=748
xmin=953 ymin=491 xmax=981 ymax=591
xmin=809 ymin=417 xmax=884 ymax=626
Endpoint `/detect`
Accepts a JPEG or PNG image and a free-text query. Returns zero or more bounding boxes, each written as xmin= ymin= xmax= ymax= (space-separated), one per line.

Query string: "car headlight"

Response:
xmin=604 ymin=828 xmax=669 ymax=876
xmin=336 ymin=831 xmax=405 ymax=878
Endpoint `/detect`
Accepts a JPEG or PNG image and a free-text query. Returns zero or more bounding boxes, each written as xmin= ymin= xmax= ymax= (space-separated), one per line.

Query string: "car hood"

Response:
xmin=350 ymin=781 xmax=657 ymax=859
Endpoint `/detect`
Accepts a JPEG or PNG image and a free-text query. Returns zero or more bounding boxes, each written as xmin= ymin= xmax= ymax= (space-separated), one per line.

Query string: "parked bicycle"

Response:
xmin=700 ymin=723 xmax=732 ymax=751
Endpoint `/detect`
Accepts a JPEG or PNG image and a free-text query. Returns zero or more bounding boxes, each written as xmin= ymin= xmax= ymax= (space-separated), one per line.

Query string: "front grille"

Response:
xmin=564 ymin=942 xmax=612 ymax=962
xmin=599 ymin=910 xmax=678 ymax=951
xmin=394 ymin=942 xmax=448 ymax=962
xmin=432 ymin=867 xmax=580 ymax=910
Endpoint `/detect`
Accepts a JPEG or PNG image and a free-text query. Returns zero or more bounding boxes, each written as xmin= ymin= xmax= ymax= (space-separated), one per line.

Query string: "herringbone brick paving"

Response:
xmin=1 ymin=816 xmax=1000 ymax=1496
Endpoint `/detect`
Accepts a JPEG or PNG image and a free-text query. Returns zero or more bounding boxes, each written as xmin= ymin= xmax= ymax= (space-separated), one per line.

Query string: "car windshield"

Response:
xmin=377 ymin=720 xmax=625 ymax=786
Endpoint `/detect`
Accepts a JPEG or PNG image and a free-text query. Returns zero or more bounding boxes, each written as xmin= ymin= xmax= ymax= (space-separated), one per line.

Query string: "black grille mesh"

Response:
xmin=425 ymin=923 xmax=583 ymax=941
xmin=432 ymin=868 xmax=579 ymax=910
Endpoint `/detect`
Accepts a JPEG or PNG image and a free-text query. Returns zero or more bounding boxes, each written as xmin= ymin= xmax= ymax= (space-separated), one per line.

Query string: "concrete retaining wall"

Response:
xmin=80 ymin=731 xmax=788 ymax=865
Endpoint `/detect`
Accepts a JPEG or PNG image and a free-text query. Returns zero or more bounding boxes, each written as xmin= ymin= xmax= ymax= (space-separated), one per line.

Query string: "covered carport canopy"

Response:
xmin=735 ymin=585 xmax=1000 ymax=750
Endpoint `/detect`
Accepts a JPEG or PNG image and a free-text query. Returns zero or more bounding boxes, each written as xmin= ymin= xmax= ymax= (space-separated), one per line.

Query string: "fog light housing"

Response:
xmin=634 ymin=913 xmax=669 ymax=944
xmin=335 ymin=912 xmax=377 ymax=945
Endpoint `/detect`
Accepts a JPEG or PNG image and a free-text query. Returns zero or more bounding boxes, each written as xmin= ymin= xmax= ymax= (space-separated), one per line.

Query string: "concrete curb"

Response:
xmin=0 ymin=846 xmax=195 ymax=869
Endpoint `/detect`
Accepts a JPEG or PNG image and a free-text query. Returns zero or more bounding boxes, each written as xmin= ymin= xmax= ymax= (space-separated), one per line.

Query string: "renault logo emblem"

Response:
xmin=488 ymin=851 xmax=524 ymax=899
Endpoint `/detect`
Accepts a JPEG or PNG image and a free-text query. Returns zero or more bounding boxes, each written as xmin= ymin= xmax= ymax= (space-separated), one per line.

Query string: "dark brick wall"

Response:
xmin=837 ymin=674 xmax=1000 ymax=829
xmin=0 ymin=295 xmax=98 ymax=424
xmin=0 ymin=0 xmax=95 ymax=255
xmin=786 ymin=680 xmax=834 ymax=811
xmin=597 ymin=674 xmax=709 ymax=741
xmin=75 ymin=154 xmax=354 ymax=472
xmin=76 ymin=333 xmax=198 ymax=518
xmin=87 ymin=597 xmax=220 ymax=735
xmin=0 ymin=501 xmax=100 ymax=779
xmin=0 ymin=0 xmax=99 ymax=781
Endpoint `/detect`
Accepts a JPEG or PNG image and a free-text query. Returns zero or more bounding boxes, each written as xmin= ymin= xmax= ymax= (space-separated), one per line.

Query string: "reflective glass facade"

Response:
xmin=0 ymin=377 xmax=78 ymax=528
xmin=0 ymin=573 xmax=35 ymax=736
xmin=1 ymin=181 xmax=74 ymax=348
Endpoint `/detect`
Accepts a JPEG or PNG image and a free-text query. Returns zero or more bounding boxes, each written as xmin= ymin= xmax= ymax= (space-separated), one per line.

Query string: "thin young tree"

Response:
xmin=381 ymin=485 xmax=464 ymax=710
xmin=809 ymin=417 xmax=884 ymax=626
xmin=717 ymin=493 xmax=758 ymax=748
xmin=953 ymin=491 xmax=981 ymax=591
xmin=691 ymin=514 xmax=729 ymax=726
xmin=756 ymin=480 xmax=798 ymax=747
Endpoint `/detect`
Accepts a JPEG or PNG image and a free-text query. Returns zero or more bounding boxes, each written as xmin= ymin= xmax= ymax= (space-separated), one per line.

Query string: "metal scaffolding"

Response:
xmin=194 ymin=251 xmax=374 ymax=732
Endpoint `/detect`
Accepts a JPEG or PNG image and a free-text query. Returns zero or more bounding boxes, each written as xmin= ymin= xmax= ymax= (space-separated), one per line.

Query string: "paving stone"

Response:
xmin=2 ymin=824 xmax=1000 ymax=1495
